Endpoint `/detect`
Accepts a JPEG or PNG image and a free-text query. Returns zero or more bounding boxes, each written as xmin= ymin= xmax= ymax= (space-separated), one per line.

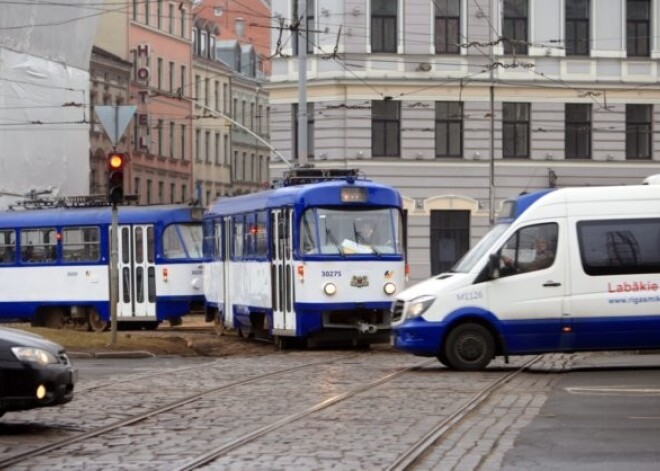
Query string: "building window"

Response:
xmin=180 ymin=65 xmax=186 ymax=96
xmin=169 ymin=122 xmax=175 ymax=158
xmin=158 ymin=181 xmax=164 ymax=203
xmin=233 ymin=98 xmax=238 ymax=119
xmin=204 ymin=78 xmax=210 ymax=106
xmin=293 ymin=103 xmax=315 ymax=160
xmin=132 ymin=0 xmax=138 ymax=20
xmin=502 ymin=102 xmax=530 ymax=158
xmin=223 ymin=84 xmax=229 ymax=113
xmin=242 ymin=152 xmax=247 ymax=181
xmin=224 ymin=134 xmax=229 ymax=166
xmin=627 ymin=0 xmax=650 ymax=57
xmin=200 ymin=30 xmax=208 ymax=57
xmin=157 ymin=58 xmax=163 ymax=89
xmin=372 ymin=100 xmax=400 ymax=157
xmin=170 ymin=183 xmax=175 ymax=204
xmin=157 ymin=0 xmax=162 ymax=29
xmin=435 ymin=0 xmax=460 ymax=54
xmin=257 ymin=104 xmax=263 ymax=134
xmin=566 ymin=0 xmax=589 ymax=56
xmin=215 ymin=132 xmax=221 ymax=165
xmin=233 ymin=150 xmax=238 ymax=180
xmin=435 ymin=101 xmax=463 ymax=157
xmin=565 ymin=104 xmax=591 ymax=159
xmin=146 ymin=179 xmax=152 ymax=204
xmin=180 ymin=8 xmax=186 ymax=38
xmin=431 ymin=210 xmax=470 ymax=275
xmin=144 ymin=0 xmax=150 ymax=25
xmin=168 ymin=3 xmax=174 ymax=33
xmin=503 ymin=0 xmax=528 ymax=55
xmin=626 ymin=104 xmax=652 ymax=159
xmin=205 ymin=131 xmax=211 ymax=163
xmin=371 ymin=0 xmax=397 ymax=53
xmin=214 ymin=81 xmax=220 ymax=111
xmin=182 ymin=184 xmax=187 ymax=202
xmin=292 ymin=0 xmax=314 ymax=54
xmin=181 ymin=124 xmax=186 ymax=160
xmin=194 ymin=74 xmax=200 ymax=103
xmin=195 ymin=129 xmax=202 ymax=162
xmin=169 ymin=61 xmax=175 ymax=93
xmin=250 ymin=103 xmax=255 ymax=130
xmin=157 ymin=119 xmax=164 ymax=156
xmin=134 ymin=177 xmax=140 ymax=200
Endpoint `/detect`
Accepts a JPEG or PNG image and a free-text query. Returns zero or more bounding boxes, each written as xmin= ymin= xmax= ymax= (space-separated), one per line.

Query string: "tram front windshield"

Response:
xmin=300 ymin=208 xmax=402 ymax=255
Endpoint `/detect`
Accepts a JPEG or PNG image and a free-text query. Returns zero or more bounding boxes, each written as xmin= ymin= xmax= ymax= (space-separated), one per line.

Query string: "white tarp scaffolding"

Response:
xmin=0 ymin=0 xmax=100 ymax=209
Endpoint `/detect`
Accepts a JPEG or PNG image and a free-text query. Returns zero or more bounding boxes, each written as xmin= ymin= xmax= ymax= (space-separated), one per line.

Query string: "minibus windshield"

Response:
xmin=451 ymin=223 xmax=509 ymax=273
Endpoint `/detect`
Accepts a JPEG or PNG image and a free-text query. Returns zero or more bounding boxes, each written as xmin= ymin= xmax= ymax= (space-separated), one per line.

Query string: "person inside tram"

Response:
xmin=355 ymin=219 xmax=375 ymax=245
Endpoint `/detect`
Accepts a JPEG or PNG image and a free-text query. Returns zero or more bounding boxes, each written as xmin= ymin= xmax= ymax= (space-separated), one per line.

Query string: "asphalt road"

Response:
xmin=501 ymin=352 xmax=660 ymax=471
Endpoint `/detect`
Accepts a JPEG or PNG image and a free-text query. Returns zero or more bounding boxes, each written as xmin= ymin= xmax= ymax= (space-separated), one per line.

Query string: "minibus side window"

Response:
xmin=578 ymin=218 xmax=660 ymax=275
xmin=496 ymin=223 xmax=558 ymax=277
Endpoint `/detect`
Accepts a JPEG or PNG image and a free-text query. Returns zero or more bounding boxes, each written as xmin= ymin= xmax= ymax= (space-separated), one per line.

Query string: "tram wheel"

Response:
xmin=87 ymin=309 xmax=109 ymax=332
xmin=444 ymin=323 xmax=494 ymax=371
xmin=43 ymin=309 xmax=64 ymax=329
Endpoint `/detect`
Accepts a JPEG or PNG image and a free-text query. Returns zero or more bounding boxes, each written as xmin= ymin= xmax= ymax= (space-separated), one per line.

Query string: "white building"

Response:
xmin=0 ymin=1 xmax=99 ymax=208
xmin=267 ymin=0 xmax=660 ymax=284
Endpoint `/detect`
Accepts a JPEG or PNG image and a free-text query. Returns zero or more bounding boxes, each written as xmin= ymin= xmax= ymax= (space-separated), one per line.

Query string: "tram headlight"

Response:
xmin=383 ymin=282 xmax=397 ymax=295
xmin=405 ymin=295 xmax=436 ymax=319
xmin=323 ymin=283 xmax=337 ymax=296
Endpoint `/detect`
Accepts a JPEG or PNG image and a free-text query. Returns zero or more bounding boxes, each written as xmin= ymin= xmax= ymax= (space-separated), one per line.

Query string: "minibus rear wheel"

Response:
xmin=444 ymin=323 xmax=495 ymax=371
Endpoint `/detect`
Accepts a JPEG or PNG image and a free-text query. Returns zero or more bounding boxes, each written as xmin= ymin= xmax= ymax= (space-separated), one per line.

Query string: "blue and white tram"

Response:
xmin=203 ymin=173 xmax=407 ymax=346
xmin=0 ymin=205 xmax=204 ymax=331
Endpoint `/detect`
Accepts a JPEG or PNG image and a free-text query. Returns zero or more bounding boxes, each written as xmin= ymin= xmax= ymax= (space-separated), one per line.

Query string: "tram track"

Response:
xmin=2 ymin=354 xmax=551 ymax=470
xmin=386 ymin=355 xmax=544 ymax=471
xmin=0 ymin=354 xmax=361 ymax=469
xmin=169 ymin=356 xmax=545 ymax=471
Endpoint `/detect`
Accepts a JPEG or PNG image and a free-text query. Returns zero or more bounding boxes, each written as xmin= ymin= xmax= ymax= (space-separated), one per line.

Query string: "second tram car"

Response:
xmin=203 ymin=169 xmax=407 ymax=347
xmin=0 ymin=204 xmax=204 ymax=331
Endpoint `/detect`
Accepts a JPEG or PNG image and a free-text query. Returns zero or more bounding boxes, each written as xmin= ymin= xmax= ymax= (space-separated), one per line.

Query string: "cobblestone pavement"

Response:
xmin=0 ymin=350 xmax=578 ymax=471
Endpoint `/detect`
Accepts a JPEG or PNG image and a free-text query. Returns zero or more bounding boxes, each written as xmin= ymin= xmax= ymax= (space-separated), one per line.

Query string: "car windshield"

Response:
xmin=300 ymin=207 xmax=403 ymax=256
xmin=451 ymin=223 xmax=509 ymax=273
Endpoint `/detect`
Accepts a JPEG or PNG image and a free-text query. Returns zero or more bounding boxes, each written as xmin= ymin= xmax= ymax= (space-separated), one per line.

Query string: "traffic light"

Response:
xmin=107 ymin=151 xmax=125 ymax=205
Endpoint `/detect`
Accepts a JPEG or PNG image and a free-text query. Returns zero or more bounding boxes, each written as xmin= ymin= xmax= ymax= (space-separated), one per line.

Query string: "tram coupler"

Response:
xmin=356 ymin=321 xmax=378 ymax=334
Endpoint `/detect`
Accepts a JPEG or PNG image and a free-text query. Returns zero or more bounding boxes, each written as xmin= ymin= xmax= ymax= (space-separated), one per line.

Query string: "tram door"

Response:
xmin=116 ymin=225 xmax=156 ymax=319
xmin=222 ymin=216 xmax=234 ymax=328
xmin=271 ymin=208 xmax=296 ymax=334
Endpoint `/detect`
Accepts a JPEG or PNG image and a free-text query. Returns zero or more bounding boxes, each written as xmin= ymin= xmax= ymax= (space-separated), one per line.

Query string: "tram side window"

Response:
xmin=232 ymin=217 xmax=245 ymax=259
xmin=0 ymin=230 xmax=16 ymax=264
xmin=254 ymin=212 xmax=268 ymax=257
xmin=578 ymin=218 xmax=660 ymax=275
xmin=163 ymin=223 xmax=203 ymax=260
xmin=62 ymin=227 xmax=100 ymax=263
xmin=21 ymin=228 xmax=56 ymax=263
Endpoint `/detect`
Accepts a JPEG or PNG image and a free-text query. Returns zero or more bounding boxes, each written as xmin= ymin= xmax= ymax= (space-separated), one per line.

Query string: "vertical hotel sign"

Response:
xmin=136 ymin=44 xmax=150 ymax=151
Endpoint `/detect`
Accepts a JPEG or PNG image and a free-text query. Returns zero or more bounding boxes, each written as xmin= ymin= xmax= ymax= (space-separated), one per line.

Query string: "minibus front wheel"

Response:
xmin=443 ymin=323 xmax=495 ymax=371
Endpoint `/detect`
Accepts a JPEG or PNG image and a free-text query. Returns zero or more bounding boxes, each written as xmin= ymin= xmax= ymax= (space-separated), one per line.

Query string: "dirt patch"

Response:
xmin=3 ymin=316 xmax=275 ymax=357
xmin=4 ymin=314 xmax=398 ymax=357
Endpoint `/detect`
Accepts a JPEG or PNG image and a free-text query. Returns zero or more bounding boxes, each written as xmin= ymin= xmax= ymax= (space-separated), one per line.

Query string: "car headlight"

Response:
xmin=11 ymin=347 xmax=58 ymax=365
xmin=405 ymin=295 xmax=436 ymax=319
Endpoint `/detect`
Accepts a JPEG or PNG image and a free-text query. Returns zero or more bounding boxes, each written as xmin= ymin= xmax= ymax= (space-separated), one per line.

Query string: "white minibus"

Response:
xmin=391 ymin=182 xmax=660 ymax=370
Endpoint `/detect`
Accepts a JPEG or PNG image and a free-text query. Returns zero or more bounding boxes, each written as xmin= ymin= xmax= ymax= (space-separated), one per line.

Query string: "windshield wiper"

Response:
xmin=325 ymin=227 xmax=344 ymax=257
xmin=353 ymin=223 xmax=381 ymax=256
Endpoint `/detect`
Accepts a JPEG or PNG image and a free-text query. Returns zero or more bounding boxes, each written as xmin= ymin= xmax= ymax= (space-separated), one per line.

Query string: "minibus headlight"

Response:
xmin=405 ymin=295 xmax=436 ymax=319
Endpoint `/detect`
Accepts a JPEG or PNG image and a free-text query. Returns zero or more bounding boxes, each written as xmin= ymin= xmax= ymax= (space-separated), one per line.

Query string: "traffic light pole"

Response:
xmin=109 ymin=203 xmax=119 ymax=346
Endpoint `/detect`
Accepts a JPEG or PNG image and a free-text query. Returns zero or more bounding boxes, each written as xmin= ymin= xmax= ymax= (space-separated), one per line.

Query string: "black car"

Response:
xmin=0 ymin=327 xmax=77 ymax=418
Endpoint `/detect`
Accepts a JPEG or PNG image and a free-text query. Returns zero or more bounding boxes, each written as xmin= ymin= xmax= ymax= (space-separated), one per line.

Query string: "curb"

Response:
xmin=69 ymin=350 xmax=155 ymax=359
